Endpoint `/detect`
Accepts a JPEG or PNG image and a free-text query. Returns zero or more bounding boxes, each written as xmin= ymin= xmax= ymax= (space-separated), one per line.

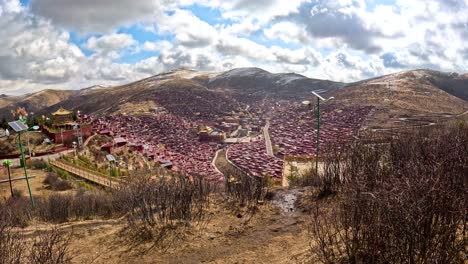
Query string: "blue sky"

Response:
xmin=0 ymin=0 xmax=467 ymax=95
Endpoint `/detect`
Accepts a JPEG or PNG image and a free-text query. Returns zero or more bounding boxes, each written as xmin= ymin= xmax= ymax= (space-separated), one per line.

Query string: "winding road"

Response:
xmin=263 ymin=119 xmax=274 ymax=157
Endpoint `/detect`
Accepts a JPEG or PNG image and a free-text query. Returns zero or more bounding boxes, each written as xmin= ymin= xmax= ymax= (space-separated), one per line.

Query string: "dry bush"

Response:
xmin=0 ymin=208 xmax=27 ymax=264
xmin=114 ymin=174 xmax=212 ymax=243
xmin=70 ymin=189 xmax=114 ymax=219
xmin=225 ymin=168 xmax=269 ymax=214
xmin=43 ymin=172 xmax=73 ymax=191
xmin=1 ymin=193 xmax=33 ymax=228
xmin=35 ymin=194 xmax=73 ymax=223
xmin=28 ymin=227 xmax=73 ymax=264
xmin=29 ymin=159 xmax=47 ymax=170
xmin=309 ymin=124 xmax=468 ymax=263
xmin=43 ymin=172 xmax=59 ymax=185
xmin=0 ymin=208 xmax=73 ymax=264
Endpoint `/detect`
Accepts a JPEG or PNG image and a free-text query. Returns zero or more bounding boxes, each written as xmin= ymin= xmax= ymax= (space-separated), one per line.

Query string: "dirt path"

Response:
xmin=30 ymin=198 xmax=312 ymax=264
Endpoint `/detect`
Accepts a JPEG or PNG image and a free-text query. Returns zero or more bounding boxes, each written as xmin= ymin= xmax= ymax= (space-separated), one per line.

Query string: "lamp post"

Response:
xmin=106 ymin=154 xmax=116 ymax=189
xmin=8 ymin=121 xmax=39 ymax=207
xmin=302 ymin=92 xmax=334 ymax=177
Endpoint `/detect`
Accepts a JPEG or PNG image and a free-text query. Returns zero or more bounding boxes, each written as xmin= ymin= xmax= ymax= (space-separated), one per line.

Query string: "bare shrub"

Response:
xmin=43 ymin=172 xmax=72 ymax=191
xmin=0 ymin=207 xmax=27 ymax=264
xmin=2 ymin=193 xmax=33 ymax=228
xmin=115 ymin=174 xmax=212 ymax=244
xmin=43 ymin=172 xmax=59 ymax=186
xmin=70 ymin=189 xmax=114 ymax=219
xmin=29 ymin=159 xmax=47 ymax=170
xmin=225 ymin=171 xmax=268 ymax=213
xmin=35 ymin=194 xmax=73 ymax=223
xmin=53 ymin=179 xmax=73 ymax=191
xmin=29 ymin=227 xmax=73 ymax=264
xmin=309 ymin=124 xmax=468 ymax=263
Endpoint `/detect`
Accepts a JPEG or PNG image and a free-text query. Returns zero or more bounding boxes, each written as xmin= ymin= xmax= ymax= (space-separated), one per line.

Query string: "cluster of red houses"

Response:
xmin=269 ymin=103 xmax=373 ymax=158
xmin=225 ymin=103 xmax=372 ymax=180
xmin=92 ymin=114 xmax=224 ymax=181
xmin=227 ymin=140 xmax=283 ymax=179
xmin=149 ymin=88 xmax=240 ymax=122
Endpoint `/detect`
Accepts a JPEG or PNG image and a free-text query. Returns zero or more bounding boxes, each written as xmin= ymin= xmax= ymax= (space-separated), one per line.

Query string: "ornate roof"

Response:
xmin=52 ymin=107 xmax=72 ymax=116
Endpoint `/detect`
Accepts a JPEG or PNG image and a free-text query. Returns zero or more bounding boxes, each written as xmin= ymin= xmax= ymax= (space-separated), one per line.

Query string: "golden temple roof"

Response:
xmin=52 ymin=107 xmax=72 ymax=116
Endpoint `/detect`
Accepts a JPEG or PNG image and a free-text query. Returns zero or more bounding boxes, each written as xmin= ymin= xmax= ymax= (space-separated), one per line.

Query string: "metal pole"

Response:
xmin=27 ymin=132 xmax=31 ymax=158
xmin=29 ymin=112 xmax=34 ymax=157
xmin=6 ymin=165 xmax=13 ymax=197
xmin=18 ymin=131 xmax=35 ymax=207
xmin=109 ymin=161 xmax=112 ymax=189
xmin=315 ymin=96 xmax=320 ymax=177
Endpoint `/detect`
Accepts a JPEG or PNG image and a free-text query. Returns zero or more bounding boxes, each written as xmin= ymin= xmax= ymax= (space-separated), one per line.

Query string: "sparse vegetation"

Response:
xmin=114 ymin=174 xmax=212 ymax=244
xmin=225 ymin=166 xmax=270 ymax=215
xmin=0 ymin=205 xmax=73 ymax=264
xmin=29 ymin=227 xmax=73 ymax=264
xmin=43 ymin=172 xmax=73 ymax=191
xmin=309 ymin=124 xmax=468 ymax=263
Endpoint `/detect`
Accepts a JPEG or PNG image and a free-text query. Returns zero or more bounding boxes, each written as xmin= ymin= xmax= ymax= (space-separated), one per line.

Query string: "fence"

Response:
xmin=50 ymin=159 xmax=122 ymax=189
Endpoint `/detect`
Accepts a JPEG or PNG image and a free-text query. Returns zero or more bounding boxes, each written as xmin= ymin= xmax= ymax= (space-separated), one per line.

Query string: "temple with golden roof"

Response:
xmin=51 ymin=107 xmax=73 ymax=127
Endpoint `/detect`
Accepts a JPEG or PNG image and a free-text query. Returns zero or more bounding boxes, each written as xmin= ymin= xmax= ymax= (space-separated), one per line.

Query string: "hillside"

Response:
xmin=22 ymin=68 xmax=343 ymax=118
xmin=334 ymin=69 xmax=468 ymax=128
xmin=0 ymin=89 xmax=77 ymax=118
xmin=207 ymin=67 xmax=344 ymax=100
xmin=0 ymin=68 xmax=467 ymax=128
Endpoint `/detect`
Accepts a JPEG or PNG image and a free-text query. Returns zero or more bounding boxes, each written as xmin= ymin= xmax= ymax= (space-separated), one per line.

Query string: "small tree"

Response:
xmin=1 ymin=116 xmax=8 ymax=129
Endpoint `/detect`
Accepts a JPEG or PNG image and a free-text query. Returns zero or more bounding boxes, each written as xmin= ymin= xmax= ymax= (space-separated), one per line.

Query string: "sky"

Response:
xmin=0 ymin=0 xmax=467 ymax=95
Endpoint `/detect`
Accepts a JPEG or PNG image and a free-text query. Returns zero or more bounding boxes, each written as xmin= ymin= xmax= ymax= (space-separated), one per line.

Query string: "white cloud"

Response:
xmin=86 ymin=33 xmax=136 ymax=57
xmin=1 ymin=0 xmax=468 ymax=96
xmin=264 ymin=22 xmax=310 ymax=44
xmin=153 ymin=9 xmax=218 ymax=47
xmin=0 ymin=0 xmax=84 ymax=84
xmin=142 ymin=40 xmax=173 ymax=52
xmin=30 ymin=0 xmax=166 ymax=33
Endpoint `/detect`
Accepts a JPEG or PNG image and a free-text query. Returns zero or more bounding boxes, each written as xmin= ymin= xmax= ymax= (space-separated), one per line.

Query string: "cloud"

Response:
xmin=189 ymin=0 xmax=307 ymax=23
xmin=153 ymin=9 xmax=218 ymax=48
xmin=0 ymin=0 xmax=84 ymax=84
xmin=86 ymin=33 xmax=136 ymax=57
xmin=282 ymin=1 xmax=387 ymax=53
xmin=264 ymin=22 xmax=309 ymax=44
xmin=380 ymin=53 xmax=405 ymax=69
xmin=2 ymin=0 xmax=468 ymax=96
xmin=30 ymin=0 xmax=165 ymax=33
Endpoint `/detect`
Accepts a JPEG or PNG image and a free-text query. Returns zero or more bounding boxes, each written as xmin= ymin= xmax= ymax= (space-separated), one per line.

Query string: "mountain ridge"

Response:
xmin=0 ymin=68 xmax=466 ymax=128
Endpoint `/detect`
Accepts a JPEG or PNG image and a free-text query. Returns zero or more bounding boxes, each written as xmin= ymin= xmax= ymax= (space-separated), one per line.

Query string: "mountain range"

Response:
xmin=0 ymin=67 xmax=467 ymax=128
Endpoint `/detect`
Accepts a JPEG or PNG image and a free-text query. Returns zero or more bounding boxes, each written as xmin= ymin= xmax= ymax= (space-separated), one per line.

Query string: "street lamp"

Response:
xmin=302 ymin=91 xmax=334 ymax=177
xmin=0 ymin=128 xmax=9 ymax=138
xmin=8 ymin=121 xmax=39 ymax=207
xmin=106 ymin=154 xmax=116 ymax=189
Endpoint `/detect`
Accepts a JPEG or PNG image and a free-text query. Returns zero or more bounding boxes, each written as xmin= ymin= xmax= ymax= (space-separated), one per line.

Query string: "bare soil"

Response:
xmin=0 ymin=167 xmax=51 ymax=200
xmin=19 ymin=191 xmax=313 ymax=264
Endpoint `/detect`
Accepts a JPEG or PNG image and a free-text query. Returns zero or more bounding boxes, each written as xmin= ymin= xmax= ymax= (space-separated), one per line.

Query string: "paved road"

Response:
xmin=371 ymin=109 xmax=468 ymax=132
xmin=263 ymin=119 xmax=274 ymax=157
xmin=211 ymin=149 xmax=224 ymax=175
